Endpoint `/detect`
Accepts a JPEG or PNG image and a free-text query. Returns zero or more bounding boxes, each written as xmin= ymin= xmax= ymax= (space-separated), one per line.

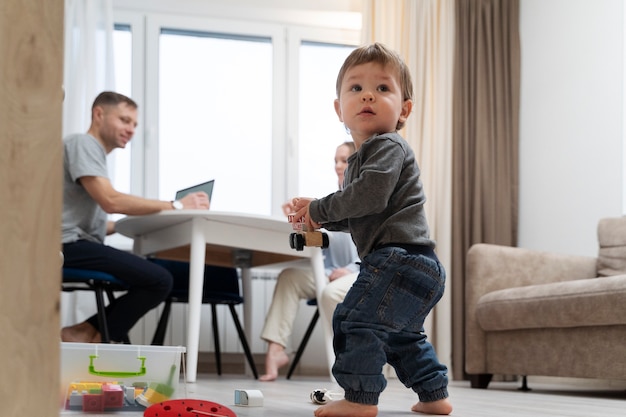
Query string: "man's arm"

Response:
xmin=80 ymin=176 xmax=209 ymax=215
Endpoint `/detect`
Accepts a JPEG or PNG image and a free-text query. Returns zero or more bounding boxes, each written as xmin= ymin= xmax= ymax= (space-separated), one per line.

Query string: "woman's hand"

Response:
xmin=329 ymin=267 xmax=352 ymax=282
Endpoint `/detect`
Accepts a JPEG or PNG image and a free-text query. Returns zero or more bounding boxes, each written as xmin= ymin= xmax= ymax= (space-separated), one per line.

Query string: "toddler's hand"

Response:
xmin=289 ymin=197 xmax=320 ymax=230
xmin=282 ymin=200 xmax=296 ymax=216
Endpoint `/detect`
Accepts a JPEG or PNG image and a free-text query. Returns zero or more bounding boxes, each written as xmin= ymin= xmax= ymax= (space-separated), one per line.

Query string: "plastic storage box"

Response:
xmin=60 ymin=343 xmax=186 ymax=413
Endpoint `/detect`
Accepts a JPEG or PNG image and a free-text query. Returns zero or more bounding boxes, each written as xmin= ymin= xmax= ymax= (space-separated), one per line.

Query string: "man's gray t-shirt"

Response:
xmin=62 ymin=133 xmax=109 ymax=244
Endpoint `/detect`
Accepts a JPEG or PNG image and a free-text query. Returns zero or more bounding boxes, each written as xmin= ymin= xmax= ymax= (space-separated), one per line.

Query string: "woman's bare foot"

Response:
xmin=61 ymin=322 xmax=98 ymax=343
xmin=314 ymin=399 xmax=378 ymax=417
xmin=411 ymin=398 xmax=453 ymax=415
xmin=259 ymin=342 xmax=290 ymax=381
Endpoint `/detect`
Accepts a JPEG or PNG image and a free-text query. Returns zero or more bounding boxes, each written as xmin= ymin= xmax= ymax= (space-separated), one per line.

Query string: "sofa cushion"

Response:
xmin=476 ymin=275 xmax=626 ymax=331
xmin=597 ymin=216 xmax=626 ymax=277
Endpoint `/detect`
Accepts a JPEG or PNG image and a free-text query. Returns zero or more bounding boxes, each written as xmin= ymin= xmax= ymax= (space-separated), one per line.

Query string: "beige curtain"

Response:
xmin=362 ymin=0 xmax=456 ymax=375
xmin=61 ymin=0 xmax=117 ymax=329
xmin=451 ymin=0 xmax=520 ymax=380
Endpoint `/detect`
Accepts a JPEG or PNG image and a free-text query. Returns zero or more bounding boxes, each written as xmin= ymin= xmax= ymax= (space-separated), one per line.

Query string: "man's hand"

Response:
xmin=180 ymin=191 xmax=210 ymax=209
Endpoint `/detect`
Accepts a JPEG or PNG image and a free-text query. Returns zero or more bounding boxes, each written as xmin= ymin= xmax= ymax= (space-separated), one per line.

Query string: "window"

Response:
xmin=297 ymin=41 xmax=356 ymax=198
xmin=113 ymin=8 xmax=360 ymax=217
xmin=157 ymin=30 xmax=274 ymax=213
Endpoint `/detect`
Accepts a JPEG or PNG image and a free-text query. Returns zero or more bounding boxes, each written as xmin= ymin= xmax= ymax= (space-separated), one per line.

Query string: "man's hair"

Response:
xmin=92 ymin=91 xmax=138 ymax=112
xmin=335 ymin=43 xmax=413 ymax=130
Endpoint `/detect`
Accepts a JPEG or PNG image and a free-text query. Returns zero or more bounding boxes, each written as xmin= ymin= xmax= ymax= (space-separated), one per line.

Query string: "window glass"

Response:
xmin=111 ymin=11 xmax=359 ymax=217
xmin=298 ymin=42 xmax=355 ymax=198
xmin=158 ymin=29 xmax=273 ymax=214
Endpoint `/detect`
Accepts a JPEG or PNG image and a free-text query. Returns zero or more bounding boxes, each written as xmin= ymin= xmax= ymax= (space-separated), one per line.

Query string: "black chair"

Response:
xmin=286 ymin=298 xmax=319 ymax=379
xmin=149 ymin=258 xmax=258 ymax=379
xmin=61 ymin=268 xmax=130 ymax=343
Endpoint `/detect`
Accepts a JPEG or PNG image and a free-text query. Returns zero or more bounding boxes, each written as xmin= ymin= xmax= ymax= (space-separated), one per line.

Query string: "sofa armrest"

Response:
xmin=465 ymin=243 xmax=597 ymax=375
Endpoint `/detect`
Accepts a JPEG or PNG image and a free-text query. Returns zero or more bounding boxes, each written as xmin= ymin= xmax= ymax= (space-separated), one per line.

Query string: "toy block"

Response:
xmin=102 ymin=383 xmax=124 ymax=409
xmin=83 ymin=392 xmax=104 ymax=412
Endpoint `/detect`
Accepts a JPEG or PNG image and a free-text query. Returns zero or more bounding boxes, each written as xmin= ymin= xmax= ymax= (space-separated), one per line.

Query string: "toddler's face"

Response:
xmin=334 ymin=62 xmax=411 ymax=142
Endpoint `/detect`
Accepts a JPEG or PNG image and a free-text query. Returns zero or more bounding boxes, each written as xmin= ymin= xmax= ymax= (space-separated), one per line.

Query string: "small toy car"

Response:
xmin=288 ymin=214 xmax=329 ymax=251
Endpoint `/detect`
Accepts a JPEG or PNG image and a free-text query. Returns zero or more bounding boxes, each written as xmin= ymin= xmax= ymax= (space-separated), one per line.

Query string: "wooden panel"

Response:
xmin=0 ymin=0 xmax=64 ymax=415
xmin=154 ymin=244 xmax=303 ymax=268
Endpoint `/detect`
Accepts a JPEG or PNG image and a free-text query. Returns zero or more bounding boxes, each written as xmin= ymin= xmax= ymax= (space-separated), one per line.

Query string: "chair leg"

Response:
xmin=228 ymin=304 xmax=259 ymax=379
xmin=104 ymin=288 xmax=130 ymax=344
xmin=94 ymin=286 xmax=110 ymax=343
xmin=151 ymin=299 xmax=172 ymax=345
xmin=287 ymin=308 xmax=319 ymax=379
xmin=211 ymin=304 xmax=222 ymax=375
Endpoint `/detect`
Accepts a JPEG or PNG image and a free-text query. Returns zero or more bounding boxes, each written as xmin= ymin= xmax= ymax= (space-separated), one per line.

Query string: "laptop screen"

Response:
xmin=175 ymin=180 xmax=215 ymax=201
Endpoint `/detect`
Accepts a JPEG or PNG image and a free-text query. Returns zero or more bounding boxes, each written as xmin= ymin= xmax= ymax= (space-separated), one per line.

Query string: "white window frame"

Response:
xmin=113 ymin=3 xmax=361 ymax=216
xmin=112 ymin=11 xmax=146 ymax=196
xmin=286 ymin=27 xmax=360 ymax=201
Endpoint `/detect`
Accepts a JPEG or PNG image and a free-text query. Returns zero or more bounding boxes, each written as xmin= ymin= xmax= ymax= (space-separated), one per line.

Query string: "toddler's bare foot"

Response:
xmin=314 ymin=399 xmax=377 ymax=417
xmin=259 ymin=342 xmax=290 ymax=381
xmin=61 ymin=322 xmax=98 ymax=343
xmin=411 ymin=398 xmax=453 ymax=415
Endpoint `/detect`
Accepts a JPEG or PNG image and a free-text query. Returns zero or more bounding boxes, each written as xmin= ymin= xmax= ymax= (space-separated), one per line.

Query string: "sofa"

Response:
xmin=465 ymin=217 xmax=626 ymax=389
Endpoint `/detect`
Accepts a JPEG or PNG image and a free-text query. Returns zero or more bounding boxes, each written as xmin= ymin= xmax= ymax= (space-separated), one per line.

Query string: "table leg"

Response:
xmin=310 ymin=248 xmax=336 ymax=382
xmin=186 ymin=217 xmax=207 ymax=383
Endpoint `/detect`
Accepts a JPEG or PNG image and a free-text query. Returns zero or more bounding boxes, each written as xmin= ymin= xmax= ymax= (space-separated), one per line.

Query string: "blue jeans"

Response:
xmin=331 ymin=246 xmax=449 ymax=405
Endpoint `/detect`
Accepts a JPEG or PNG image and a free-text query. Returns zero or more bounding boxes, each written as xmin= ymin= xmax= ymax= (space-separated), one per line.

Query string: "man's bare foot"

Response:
xmin=91 ymin=330 xmax=102 ymax=343
xmin=314 ymin=399 xmax=378 ymax=417
xmin=259 ymin=342 xmax=290 ymax=381
xmin=61 ymin=322 xmax=98 ymax=343
xmin=411 ymin=398 xmax=453 ymax=415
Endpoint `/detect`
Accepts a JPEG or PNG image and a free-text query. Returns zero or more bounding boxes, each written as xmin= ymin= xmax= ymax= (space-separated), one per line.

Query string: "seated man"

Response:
xmin=259 ymin=141 xmax=358 ymax=381
xmin=61 ymin=91 xmax=209 ymax=343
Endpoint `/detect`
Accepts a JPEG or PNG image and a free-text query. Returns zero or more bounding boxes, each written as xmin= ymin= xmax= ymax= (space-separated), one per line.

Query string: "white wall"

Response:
xmin=519 ymin=0 xmax=624 ymax=256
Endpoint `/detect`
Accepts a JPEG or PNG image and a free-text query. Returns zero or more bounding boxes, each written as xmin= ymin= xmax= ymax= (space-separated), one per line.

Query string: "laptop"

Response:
xmin=175 ymin=179 xmax=215 ymax=202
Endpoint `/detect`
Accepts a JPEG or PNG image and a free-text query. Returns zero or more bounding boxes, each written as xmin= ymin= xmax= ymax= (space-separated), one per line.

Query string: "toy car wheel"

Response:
xmin=289 ymin=233 xmax=296 ymax=249
xmin=294 ymin=233 xmax=305 ymax=251
xmin=321 ymin=233 xmax=330 ymax=249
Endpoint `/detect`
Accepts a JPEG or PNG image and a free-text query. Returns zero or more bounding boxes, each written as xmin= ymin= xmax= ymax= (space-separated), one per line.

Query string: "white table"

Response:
xmin=115 ymin=210 xmax=333 ymax=382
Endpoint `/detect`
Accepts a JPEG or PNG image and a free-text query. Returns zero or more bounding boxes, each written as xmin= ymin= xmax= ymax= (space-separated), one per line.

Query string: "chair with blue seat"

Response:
xmin=286 ymin=298 xmax=319 ymax=379
xmin=149 ymin=258 xmax=259 ymax=379
xmin=61 ymin=268 xmax=130 ymax=343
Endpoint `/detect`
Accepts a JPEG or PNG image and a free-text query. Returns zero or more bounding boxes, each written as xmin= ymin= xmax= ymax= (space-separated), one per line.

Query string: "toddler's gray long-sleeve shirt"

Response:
xmin=309 ymin=132 xmax=434 ymax=259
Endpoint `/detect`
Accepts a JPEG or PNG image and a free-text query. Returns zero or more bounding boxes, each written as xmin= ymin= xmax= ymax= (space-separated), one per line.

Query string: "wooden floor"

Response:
xmin=61 ymin=372 xmax=625 ymax=416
